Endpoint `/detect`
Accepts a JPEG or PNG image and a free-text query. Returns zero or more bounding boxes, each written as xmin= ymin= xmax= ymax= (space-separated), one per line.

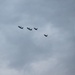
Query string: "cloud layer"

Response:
xmin=0 ymin=0 xmax=75 ymax=75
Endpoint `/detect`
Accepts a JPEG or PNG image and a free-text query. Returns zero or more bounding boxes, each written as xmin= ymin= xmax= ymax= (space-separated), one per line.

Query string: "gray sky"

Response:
xmin=0 ymin=0 xmax=75 ymax=75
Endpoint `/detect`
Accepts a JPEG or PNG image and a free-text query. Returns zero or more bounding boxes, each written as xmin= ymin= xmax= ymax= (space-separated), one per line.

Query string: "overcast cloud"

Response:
xmin=0 ymin=0 xmax=75 ymax=75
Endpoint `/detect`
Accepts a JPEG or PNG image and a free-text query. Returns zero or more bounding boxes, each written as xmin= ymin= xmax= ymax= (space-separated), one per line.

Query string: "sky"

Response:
xmin=0 ymin=0 xmax=75 ymax=75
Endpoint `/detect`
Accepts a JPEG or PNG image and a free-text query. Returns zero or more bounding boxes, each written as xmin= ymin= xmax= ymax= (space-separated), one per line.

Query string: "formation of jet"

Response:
xmin=18 ymin=26 xmax=23 ymax=29
xmin=18 ymin=26 xmax=48 ymax=37
xmin=27 ymin=27 xmax=32 ymax=31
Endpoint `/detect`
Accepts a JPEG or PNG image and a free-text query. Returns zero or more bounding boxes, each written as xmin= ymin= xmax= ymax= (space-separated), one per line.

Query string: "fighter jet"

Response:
xmin=34 ymin=27 xmax=38 ymax=30
xmin=18 ymin=26 xmax=23 ymax=29
xmin=44 ymin=34 xmax=48 ymax=37
xmin=27 ymin=27 xmax=32 ymax=31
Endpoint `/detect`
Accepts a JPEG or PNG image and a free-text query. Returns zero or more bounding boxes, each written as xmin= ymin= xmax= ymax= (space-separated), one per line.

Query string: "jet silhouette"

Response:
xmin=34 ymin=27 xmax=38 ymax=30
xmin=44 ymin=34 xmax=48 ymax=37
xmin=27 ymin=27 xmax=32 ymax=31
xmin=18 ymin=26 xmax=23 ymax=29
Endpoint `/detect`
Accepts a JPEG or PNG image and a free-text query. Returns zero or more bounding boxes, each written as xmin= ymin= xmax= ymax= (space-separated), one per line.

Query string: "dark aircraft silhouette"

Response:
xmin=27 ymin=27 xmax=32 ymax=31
xmin=34 ymin=27 xmax=38 ymax=30
xmin=18 ymin=26 xmax=23 ymax=29
xmin=44 ymin=34 xmax=48 ymax=37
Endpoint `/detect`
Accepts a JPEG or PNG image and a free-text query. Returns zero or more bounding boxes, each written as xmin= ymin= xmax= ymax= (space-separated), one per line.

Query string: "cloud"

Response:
xmin=0 ymin=0 xmax=75 ymax=75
